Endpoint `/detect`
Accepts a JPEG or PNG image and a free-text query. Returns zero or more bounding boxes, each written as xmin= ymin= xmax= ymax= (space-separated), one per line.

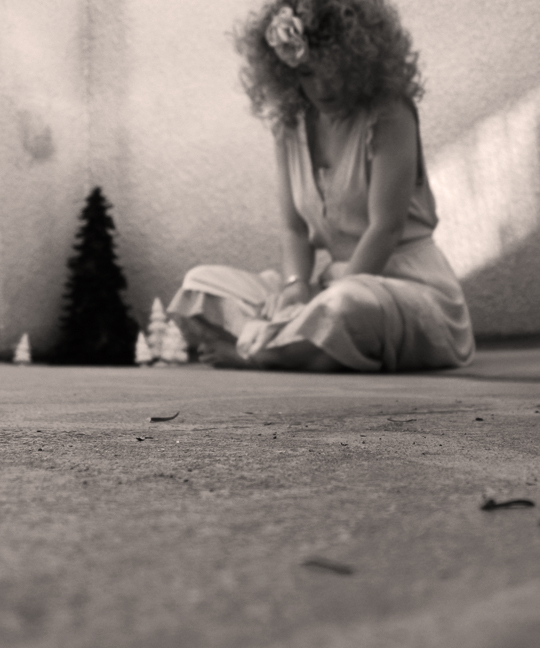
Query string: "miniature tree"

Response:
xmin=54 ymin=187 xmax=138 ymax=365
xmin=13 ymin=333 xmax=31 ymax=365
xmin=160 ymin=320 xmax=189 ymax=364
xmin=135 ymin=331 xmax=153 ymax=366
xmin=147 ymin=298 xmax=168 ymax=360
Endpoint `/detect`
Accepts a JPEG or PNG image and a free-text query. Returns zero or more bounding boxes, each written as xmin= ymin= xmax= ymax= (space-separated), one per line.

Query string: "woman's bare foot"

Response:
xmin=182 ymin=316 xmax=236 ymax=345
xmin=197 ymin=340 xmax=256 ymax=369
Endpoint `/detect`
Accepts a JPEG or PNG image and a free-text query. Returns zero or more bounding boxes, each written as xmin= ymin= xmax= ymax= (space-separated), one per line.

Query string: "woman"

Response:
xmin=167 ymin=0 xmax=475 ymax=371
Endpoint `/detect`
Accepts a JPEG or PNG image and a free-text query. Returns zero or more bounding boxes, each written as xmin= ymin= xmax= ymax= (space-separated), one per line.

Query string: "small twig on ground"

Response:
xmin=149 ymin=412 xmax=180 ymax=423
xmin=481 ymin=498 xmax=535 ymax=511
xmin=301 ymin=557 xmax=355 ymax=575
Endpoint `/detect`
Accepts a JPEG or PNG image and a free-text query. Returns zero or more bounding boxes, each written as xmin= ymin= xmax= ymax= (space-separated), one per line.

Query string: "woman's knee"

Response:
xmin=182 ymin=264 xmax=220 ymax=287
xmin=321 ymin=281 xmax=380 ymax=319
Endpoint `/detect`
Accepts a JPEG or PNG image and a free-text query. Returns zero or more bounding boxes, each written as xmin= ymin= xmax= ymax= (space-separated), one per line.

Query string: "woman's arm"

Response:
xmin=273 ymin=133 xmax=314 ymax=305
xmin=343 ymin=101 xmax=418 ymax=277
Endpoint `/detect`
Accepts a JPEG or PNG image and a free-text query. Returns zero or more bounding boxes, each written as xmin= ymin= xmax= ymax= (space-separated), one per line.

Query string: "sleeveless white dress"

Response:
xmin=167 ymin=104 xmax=475 ymax=371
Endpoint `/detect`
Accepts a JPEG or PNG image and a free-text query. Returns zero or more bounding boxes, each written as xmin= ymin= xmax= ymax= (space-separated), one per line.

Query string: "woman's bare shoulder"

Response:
xmin=372 ymin=97 xmax=417 ymax=127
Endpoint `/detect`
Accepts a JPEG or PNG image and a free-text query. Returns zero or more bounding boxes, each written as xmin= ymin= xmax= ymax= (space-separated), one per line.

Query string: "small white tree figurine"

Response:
xmin=160 ymin=320 xmax=189 ymax=364
xmin=147 ymin=298 xmax=168 ymax=360
xmin=135 ymin=331 xmax=153 ymax=366
xmin=14 ymin=333 xmax=32 ymax=365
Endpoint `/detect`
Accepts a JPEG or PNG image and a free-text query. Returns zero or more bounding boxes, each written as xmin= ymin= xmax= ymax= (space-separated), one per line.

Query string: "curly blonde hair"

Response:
xmin=234 ymin=0 xmax=424 ymax=128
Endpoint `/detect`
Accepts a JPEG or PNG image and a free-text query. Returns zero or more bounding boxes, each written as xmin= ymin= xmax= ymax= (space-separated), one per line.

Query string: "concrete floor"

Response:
xmin=0 ymin=348 xmax=539 ymax=648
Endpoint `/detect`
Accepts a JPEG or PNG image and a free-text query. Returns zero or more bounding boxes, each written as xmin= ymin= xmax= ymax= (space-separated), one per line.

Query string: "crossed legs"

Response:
xmin=183 ymin=316 xmax=345 ymax=372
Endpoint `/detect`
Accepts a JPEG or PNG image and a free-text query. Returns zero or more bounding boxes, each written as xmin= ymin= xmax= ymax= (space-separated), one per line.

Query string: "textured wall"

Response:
xmin=0 ymin=1 xmax=88 ymax=358
xmin=1 ymin=0 xmax=540 ymax=358
xmin=113 ymin=0 xmax=281 ymax=322
xmin=397 ymin=0 xmax=540 ymax=336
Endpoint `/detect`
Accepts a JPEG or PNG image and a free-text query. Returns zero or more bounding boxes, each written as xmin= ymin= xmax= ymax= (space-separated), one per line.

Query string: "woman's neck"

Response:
xmin=305 ymin=105 xmax=359 ymax=172
xmin=317 ymin=105 xmax=355 ymax=126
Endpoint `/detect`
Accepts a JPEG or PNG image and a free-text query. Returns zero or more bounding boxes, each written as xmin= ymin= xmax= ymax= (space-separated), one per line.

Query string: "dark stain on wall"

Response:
xmin=18 ymin=110 xmax=55 ymax=162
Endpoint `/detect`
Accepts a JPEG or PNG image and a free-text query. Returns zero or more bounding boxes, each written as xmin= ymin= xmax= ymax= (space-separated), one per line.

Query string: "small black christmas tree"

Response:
xmin=54 ymin=187 xmax=138 ymax=365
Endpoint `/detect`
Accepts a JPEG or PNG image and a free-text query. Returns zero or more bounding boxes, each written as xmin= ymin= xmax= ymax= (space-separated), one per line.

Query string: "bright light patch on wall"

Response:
xmin=431 ymin=87 xmax=540 ymax=279
xmin=2 ymin=5 xmax=55 ymax=82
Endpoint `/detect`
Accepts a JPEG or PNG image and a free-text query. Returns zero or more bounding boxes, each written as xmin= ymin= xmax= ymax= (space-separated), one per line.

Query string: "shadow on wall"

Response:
xmin=430 ymin=86 xmax=540 ymax=338
xmin=462 ymin=222 xmax=540 ymax=339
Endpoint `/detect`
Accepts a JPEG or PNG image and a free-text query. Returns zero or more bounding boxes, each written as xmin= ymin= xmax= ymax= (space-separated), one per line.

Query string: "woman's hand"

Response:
xmin=278 ymin=280 xmax=311 ymax=310
xmin=319 ymin=261 xmax=348 ymax=287
xmin=261 ymin=280 xmax=311 ymax=320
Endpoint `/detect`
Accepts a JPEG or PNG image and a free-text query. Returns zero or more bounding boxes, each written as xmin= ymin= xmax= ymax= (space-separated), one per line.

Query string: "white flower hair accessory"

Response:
xmin=265 ymin=6 xmax=309 ymax=68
